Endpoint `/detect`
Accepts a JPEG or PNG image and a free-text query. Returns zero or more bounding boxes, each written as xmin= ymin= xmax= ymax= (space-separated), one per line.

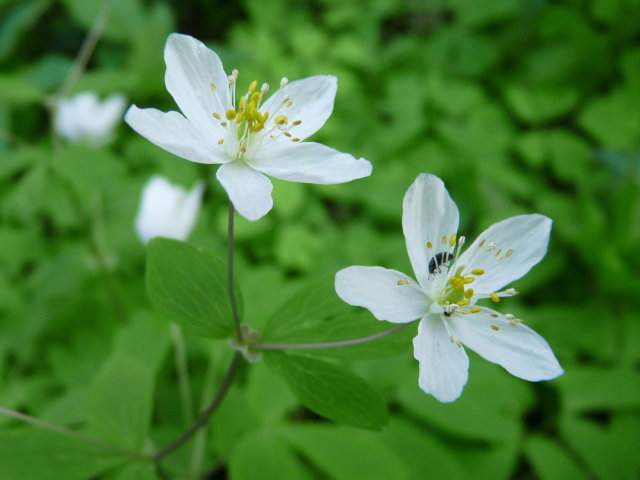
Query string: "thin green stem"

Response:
xmin=153 ymin=352 xmax=242 ymax=462
xmin=0 ymin=406 xmax=149 ymax=462
xmin=58 ymin=0 xmax=112 ymax=99
xmin=227 ymin=203 xmax=243 ymax=343
xmin=170 ymin=324 xmax=194 ymax=427
xmin=253 ymin=323 xmax=411 ymax=350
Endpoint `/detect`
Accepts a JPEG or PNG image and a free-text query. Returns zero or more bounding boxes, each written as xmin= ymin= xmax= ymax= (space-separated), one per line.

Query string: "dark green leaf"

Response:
xmin=264 ymin=351 xmax=388 ymax=430
xmin=146 ymin=238 xmax=234 ymax=338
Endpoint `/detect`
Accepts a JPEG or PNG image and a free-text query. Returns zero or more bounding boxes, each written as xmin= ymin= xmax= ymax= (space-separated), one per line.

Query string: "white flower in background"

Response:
xmin=335 ymin=174 xmax=563 ymax=402
xmin=125 ymin=33 xmax=372 ymax=221
xmin=55 ymin=91 xmax=126 ymax=147
xmin=135 ymin=176 xmax=205 ymax=244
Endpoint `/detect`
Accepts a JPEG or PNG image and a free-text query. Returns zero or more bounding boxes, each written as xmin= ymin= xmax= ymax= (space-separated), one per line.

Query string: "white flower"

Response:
xmin=55 ymin=91 xmax=126 ymax=147
xmin=135 ymin=176 xmax=204 ymax=244
xmin=335 ymin=174 xmax=563 ymax=402
xmin=125 ymin=33 xmax=372 ymax=221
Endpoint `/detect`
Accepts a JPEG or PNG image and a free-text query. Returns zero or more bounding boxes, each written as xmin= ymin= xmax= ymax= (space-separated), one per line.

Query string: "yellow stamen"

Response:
xmin=248 ymin=80 xmax=258 ymax=93
xmin=470 ymin=307 xmax=481 ymax=313
xmin=506 ymin=249 xmax=514 ymax=257
xmin=213 ymin=113 xmax=221 ymax=120
xmin=448 ymin=277 xmax=464 ymax=289
xmin=463 ymin=277 xmax=475 ymax=284
xmin=292 ymin=138 xmax=300 ymax=142
xmin=490 ymin=313 xmax=499 ymax=318
xmin=396 ymin=279 xmax=411 ymax=285
xmin=284 ymin=132 xmax=292 ymax=137
xmin=464 ymin=289 xmax=474 ymax=299
xmin=251 ymin=92 xmax=261 ymax=105
xmin=292 ymin=120 xmax=302 ymax=126
xmin=471 ymin=269 xmax=484 ymax=275
xmin=478 ymin=239 xmax=485 ymax=248
xmin=275 ymin=115 xmax=288 ymax=125
xmin=457 ymin=299 xmax=469 ymax=306
xmin=441 ymin=235 xmax=447 ymax=244
xmin=427 ymin=241 xmax=433 ymax=249
xmin=217 ymin=139 xmax=224 ymax=144
xmin=490 ymin=293 xmax=500 ymax=302
xmin=495 ymin=249 xmax=502 ymax=256
xmin=449 ymin=234 xmax=457 ymax=247
xmin=490 ymin=324 xmax=500 ymax=331
xmin=210 ymin=82 xmax=217 ymax=90
xmin=286 ymin=101 xmax=293 ymax=107
xmin=226 ymin=109 xmax=236 ymax=120
xmin=239 ymin=147 xmax=246 ymax=153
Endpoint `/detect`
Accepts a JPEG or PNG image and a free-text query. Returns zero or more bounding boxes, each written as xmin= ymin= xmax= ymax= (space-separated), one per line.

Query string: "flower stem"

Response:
xmin=153 ymin=352 xmax=242 ymax=462
xmin=253 ymin=323 xmax=412 ymax=350
xmin=227 ymin=203 xmax=243 ymax=343
xmin=0 ymin=406 xmax=149 ymax=462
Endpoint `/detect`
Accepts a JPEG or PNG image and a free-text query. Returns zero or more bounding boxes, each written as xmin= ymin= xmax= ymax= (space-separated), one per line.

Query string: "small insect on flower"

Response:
xmin=335 ymin=174 xmax=563 ymax=403
xmin=428 ymin=252 xmax=454 ymax=275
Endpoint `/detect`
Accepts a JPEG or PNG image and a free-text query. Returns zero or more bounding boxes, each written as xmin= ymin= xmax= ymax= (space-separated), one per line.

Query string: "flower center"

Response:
xmin=210 ymin=73 xmax=303 ymax=160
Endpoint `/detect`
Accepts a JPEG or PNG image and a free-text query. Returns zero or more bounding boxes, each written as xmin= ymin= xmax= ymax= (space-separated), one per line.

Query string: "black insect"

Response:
xmin=428 ymin=252 xmax=454 ymax=274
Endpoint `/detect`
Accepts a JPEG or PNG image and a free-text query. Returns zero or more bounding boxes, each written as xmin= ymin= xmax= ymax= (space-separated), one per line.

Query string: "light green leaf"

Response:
xmin=146 ymin=238 xmax=234 ymax=338
xmin=229 ymin=429 xmax=311 ymax=480
xmin=0 ymin=74 xmax=45 ymax=104
xmin=262 ymin=274 xmax=350 ymax=342
xmin=0 ymin=430 xmax=123 ymax=480
xmin=264 ymin=351 xmax=388 ymax=430
xmin=505 ymin=85 xmax=580 ymax=123
xmin=113 ymin=311 xmax=171 ymax=376
xmin=524 ymin=434 xmax=587 ymax=480
xmin=281 ymin=424 xmax=409 ymax=480
xmin=62 ymin=0 xmax=144 ymax=42
xmin=86 ymin=352 xmax=153 ymax=450
xmin=109 ymin=462 xmax=160 ymax=480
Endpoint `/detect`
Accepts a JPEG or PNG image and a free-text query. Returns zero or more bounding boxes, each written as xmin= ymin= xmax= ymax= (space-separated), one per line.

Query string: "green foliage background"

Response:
xmin=1 ymin=0 xmax=639 ymax=479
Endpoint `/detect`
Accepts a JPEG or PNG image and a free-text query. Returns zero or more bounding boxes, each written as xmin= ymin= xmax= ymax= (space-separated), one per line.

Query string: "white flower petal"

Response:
xmin=403 ymin=174 xmax=459 ymax=288
xmin=249 ymin=142 xmax=372 ymax=184
xmin=135 ymin=176 xmax=204 ymax=244
xmin=449 ymin=307 xmax=563 ymax=381
xmin=335 ymin=266 xmax=428 ymax=323
xmin=260 ymin=75 xmax=336 ymax=141
xmin=125 ymin=106 xmax=227 ymax=165
xmin=413 ymin=315 xmax=469 ymax=402
xmin=216 ymin=162 xmax=273 ymax=221
xmin=164 ymin=33 xmax=230 ymax=136
xmin=456 ymin=214 xmax=552 ymax=293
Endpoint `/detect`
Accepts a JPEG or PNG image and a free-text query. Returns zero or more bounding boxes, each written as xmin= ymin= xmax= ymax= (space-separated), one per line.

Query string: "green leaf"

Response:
xmin=146 ymin=238 xmax=234 ymax=338
xmin=505 ymin=85 xmax=580 ymax=123
xmin=524 ymin=434 xmax=587 ymax=480
xmin=62 ymin=0 xmax=145 ymax=42
xmin=229 ymin=429 xmax=311 ymax=480
xmin=0 ymin=0 xmax=50 ymax=62
xmin=0 ymin=74 xmax=45 ymax=104
xmin=0 ymin=430 xmax=123 ymax=480
xmin=281 ymin=424 xmax=409 ymax=480
xmin=86 ymin=352 xmax=153 ymax=450
xmin=262 ymin=274 xmax=349 ymax=342
xmin=264 ymin=351 xmax=388 ymax=430
xmin=109 ymin=462 xmax=160 ymax=480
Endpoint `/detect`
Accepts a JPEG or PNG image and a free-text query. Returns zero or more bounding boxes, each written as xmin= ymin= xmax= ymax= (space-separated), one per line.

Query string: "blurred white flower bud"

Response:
xmin=55 ymin=91 xmax=126 ymax=147
xmin=135 ymin=176 xmax=205 ymax=244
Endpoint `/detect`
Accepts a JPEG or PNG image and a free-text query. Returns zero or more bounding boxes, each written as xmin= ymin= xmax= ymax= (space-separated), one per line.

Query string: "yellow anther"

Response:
xmin=442 ymin=235 xmax=447 ymax=244
xmin=251 ymin=92 xmax=261 ymax=105
xmin=490 ymin=293 xmax=500 ymax=303
xmin=478 ymin=239 xmax=485 ymax=248
xmin=495 ymin=249 xmax=502 ymax=257
xmin=217 ymin=139 xmax=224 ymax=144
xmin=449 ymin=234 xmax=457 ymax=247
xmin=427 ymin=241 xmax=433 ymax=249
xmin=275 ymin=115 xmax=288 ymax=125
xmin=292 ymin=138 xmax=300 ymax=142
xmin=449 ymin=335 xmax=454 ymax=343
xmin=448 ymin=277 xmax=464 ymax=289
xmin=286 ymin=101 xmax=293 ymax=107
xmin=239 ymin=146 xmax=247 ymax=153
xmin=239 ymin=96 xmax=247 ymax=109
xmin=235 ymin=110 xmax=245 ymax=123
xmin=226 ymin=109 xmax=236 ymax=120
xmin=455 ymin=340 xmax=462 ymax=348
xmin=506 ymin=249 xmax=514 ymax=257
xmin=213 ymin=112 xmax=222 ymax=120
xmin=284 ymin=132 xmax=292 ymax=137
xmin=463 ymin=277 xmax=475 ymax=284
xmin=457 ymin=299 xmax=469 ymax=307
xmin=260 ymin=112 xmax=269 ymax=123
xmin=471 ymin=269 xmax=484 ymax=275
xmin=396 ymin=279 xmax=411 ymax=285
xmin=490 ymin=324 xmax=500 ymax=331
xmin=292 ymin=120 xmax=302 ymax=126
xmin=490 ymin=313 xmax=499 ymax=318
xmin=210 ymin=82 xmax=217 ymax=90
xmin=464 ymin=289 xmax=474 ymax=299
xmin=250 ymin=124 xmax=264 ymax=132
xmin=470 ymin=307 xmax=481 ymax=313
xmin=248 ymin=80 xmax=258 ymax=93
xmin=509 ymin=320 xmax=518 ymax=326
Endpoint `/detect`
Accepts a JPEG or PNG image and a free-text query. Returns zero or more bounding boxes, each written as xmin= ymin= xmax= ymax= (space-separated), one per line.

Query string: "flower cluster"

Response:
xmin=125 ymin=33 xmax=562 ymax=402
